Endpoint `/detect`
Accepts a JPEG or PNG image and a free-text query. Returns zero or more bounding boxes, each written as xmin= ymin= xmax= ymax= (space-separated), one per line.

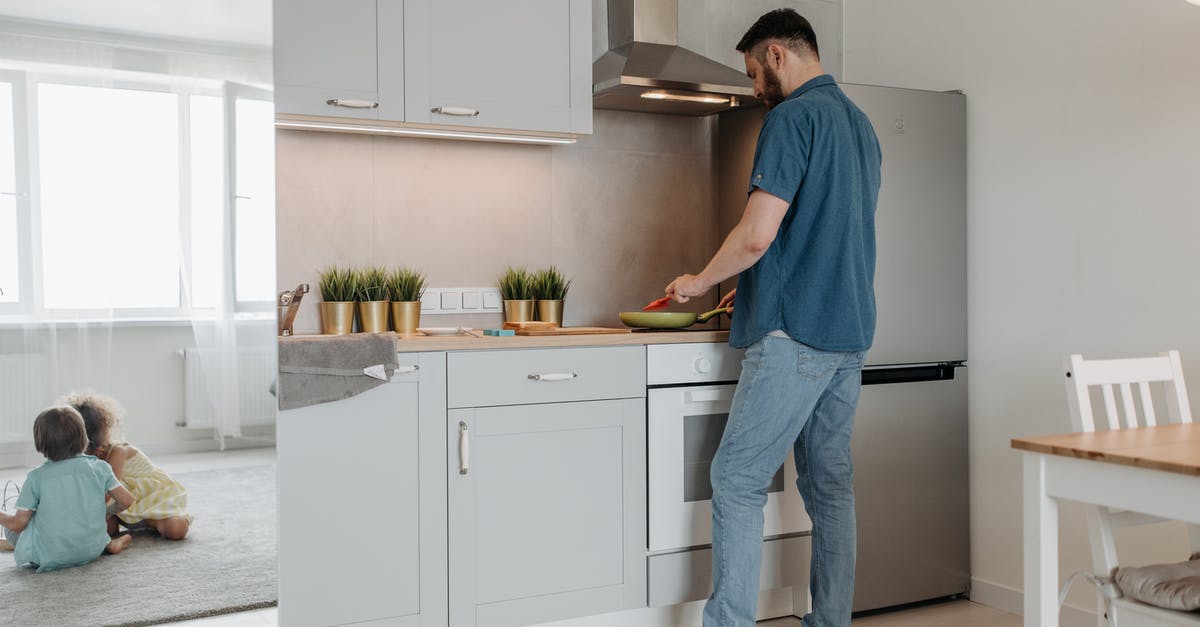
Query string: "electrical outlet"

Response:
xmin=421 ymin=288 xmax=503 ymax=315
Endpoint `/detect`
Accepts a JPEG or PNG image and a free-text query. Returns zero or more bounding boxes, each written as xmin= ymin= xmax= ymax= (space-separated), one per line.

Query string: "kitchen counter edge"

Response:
xmin=280 ymin=330 xmax=730 ymax=352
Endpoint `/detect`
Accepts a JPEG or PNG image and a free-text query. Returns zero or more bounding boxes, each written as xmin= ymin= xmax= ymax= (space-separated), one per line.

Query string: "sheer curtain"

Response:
xmin=0 ymin=19 xmax=275 ymax=462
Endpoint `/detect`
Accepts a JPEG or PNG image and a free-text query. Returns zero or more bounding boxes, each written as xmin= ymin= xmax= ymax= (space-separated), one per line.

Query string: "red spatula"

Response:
xmin=642 ymin=296 xmax=671 ymax=311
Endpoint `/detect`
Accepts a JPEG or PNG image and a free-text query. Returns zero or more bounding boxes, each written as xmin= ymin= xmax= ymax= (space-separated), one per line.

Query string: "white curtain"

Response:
xmin=0 ymin=18 xmax=275 ymax=460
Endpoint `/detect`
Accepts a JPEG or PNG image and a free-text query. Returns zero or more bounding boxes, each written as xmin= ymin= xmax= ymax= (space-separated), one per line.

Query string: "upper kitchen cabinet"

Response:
xmin=274 ymin=0 xmax=401 ymax=120
xmin=403 ymin=0 xmax=592 ymax=134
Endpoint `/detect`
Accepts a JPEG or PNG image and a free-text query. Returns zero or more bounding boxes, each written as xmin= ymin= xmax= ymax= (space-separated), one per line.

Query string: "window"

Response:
xmin=0 ymin=70 xmax=274 ymax=320
xmin=0 ymin=79 xmax=18 ymax=305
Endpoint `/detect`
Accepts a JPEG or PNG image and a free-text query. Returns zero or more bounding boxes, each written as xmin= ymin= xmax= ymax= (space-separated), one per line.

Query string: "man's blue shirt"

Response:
xmin=731 ymin=74 xmax=882 ymax=352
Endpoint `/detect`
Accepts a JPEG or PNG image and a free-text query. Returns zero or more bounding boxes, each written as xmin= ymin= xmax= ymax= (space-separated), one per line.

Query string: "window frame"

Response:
xmin=0 ymin=67 xmax=274 ymax=323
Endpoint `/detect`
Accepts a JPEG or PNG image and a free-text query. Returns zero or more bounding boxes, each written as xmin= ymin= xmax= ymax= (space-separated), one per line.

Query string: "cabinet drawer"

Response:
xmin=647 ymin=536 xmax=810 ymax=607
xmin=447 ymin=346 xmax=645 ymax=408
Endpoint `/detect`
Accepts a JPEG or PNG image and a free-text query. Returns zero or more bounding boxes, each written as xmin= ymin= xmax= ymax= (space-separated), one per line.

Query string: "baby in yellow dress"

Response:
xmin=65 ymin=392 xmax=194 ymax=540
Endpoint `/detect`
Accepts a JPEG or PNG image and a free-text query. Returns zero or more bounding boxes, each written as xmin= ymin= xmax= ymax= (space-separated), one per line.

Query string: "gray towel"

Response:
xmin=278 ymin=334 xmax=398 ymax=410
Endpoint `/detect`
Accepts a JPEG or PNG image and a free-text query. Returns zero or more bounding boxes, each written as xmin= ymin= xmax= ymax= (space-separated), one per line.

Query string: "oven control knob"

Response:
xmin=693 ymin=357 xmax=712 ymax=374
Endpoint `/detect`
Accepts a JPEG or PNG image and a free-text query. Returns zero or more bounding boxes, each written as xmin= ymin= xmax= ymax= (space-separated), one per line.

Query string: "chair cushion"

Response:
xmin=1115 ymin=555 xmax=1200 ymax=611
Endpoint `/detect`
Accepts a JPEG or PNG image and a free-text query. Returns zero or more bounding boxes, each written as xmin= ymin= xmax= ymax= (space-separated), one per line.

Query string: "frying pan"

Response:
xmin=619 ymin=307 xmax=730 ymax=329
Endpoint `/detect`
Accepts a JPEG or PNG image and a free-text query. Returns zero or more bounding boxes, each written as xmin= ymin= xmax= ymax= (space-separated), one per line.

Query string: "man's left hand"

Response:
xmin=665 ymin=274 xmax=711 ymax=303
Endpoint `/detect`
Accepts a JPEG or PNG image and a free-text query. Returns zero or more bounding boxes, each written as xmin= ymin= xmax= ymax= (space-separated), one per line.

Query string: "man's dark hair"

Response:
xmin=736 ymin=9 xmax=819 ymax=61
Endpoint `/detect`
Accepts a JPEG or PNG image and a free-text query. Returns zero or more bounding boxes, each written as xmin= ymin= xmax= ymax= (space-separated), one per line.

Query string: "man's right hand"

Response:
xmin=717 ymin=289 xmax=736 ymax=313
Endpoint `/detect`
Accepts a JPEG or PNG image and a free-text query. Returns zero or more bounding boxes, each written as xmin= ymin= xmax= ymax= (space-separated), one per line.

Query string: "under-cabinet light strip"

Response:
xmin=275 ymin=120 xmax=577 ymax=145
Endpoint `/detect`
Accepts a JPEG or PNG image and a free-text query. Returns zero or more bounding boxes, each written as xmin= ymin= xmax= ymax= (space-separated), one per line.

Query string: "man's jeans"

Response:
xmin=702 ymin=334 xmax=865 ymax=627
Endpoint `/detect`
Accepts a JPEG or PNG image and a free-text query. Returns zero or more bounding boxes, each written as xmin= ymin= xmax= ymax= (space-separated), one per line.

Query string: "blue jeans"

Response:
xmin=702 ymin=334 xmax=865 ymax=627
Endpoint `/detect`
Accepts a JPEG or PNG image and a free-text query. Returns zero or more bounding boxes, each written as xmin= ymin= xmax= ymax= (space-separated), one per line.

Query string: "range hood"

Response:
xmin=593 ymin=0 xmax=757 ymax=116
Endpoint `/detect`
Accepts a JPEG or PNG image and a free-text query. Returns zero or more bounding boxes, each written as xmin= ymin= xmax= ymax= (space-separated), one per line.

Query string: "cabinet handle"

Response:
xmin=458 ymin=421 xmax=470 ymax=475
xmin=431 ymin=106 xmax=480 ymax=117
xmin=527 ymin=372 xmax=578 ymax=382
xmin=395 ymin=364 xmax=419 ymax=374
xmin=326 ymin=98 xmax=379 ymax=109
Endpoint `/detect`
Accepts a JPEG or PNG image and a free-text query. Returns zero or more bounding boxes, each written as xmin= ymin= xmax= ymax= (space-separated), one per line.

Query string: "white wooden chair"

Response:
xmin=1064 ymin=350 xmax=1200 ymax=627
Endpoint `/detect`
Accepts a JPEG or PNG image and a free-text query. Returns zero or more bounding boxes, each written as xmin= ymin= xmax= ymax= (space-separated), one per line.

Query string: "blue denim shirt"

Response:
xmin=730 ymin=75 xmax=882 ymax=352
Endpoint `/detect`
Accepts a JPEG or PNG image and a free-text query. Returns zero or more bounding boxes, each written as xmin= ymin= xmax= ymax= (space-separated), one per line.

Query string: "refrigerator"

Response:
xmin=715 ymin=83 xmax=969 ymax=613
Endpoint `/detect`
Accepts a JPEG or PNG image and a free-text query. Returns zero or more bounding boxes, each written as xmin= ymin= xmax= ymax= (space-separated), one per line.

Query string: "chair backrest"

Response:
xmin=1065 ymin=350 xmax=1192 ymax=433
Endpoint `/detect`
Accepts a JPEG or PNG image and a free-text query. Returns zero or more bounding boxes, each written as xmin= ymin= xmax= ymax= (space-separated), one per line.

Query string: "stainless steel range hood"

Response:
xmin=593 ymin=0 xmax=757 ymax=116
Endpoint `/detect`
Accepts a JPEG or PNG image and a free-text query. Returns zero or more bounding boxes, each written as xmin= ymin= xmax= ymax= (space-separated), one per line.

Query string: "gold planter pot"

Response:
xmin=503 ymin=299 xmax=536 ymax=323
xmin=536 ymin=299 xmax=564 ymax=325
xmin=391 ymin=301 xmax=422 ymax=335
xmin=358 ymin=300 xmax=390 ymax=333
xmin=320 ymin=301 xmax=356 ymax=335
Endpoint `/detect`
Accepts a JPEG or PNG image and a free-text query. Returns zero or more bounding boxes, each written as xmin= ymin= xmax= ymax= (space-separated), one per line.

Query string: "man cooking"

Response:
xmin=664 ymin=8 xmax=882 ymax=627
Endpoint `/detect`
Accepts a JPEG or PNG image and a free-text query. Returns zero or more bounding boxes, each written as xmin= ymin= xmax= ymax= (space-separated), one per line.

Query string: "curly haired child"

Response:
xmin=65 ymin=392 xmax=194 ymax=540
xmin=0 ymin=406 xmax=134 ymax=571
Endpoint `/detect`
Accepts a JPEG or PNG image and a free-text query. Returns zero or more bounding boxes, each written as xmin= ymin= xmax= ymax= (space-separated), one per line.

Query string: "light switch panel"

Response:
xmin=423 ymin=287 xmax=503 ymax=315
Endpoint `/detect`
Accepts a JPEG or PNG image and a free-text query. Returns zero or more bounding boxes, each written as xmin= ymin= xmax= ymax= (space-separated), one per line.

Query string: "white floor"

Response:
xmin=157 ymin=598 xmax=1019 ymax=626
xmin=5 ymin=451 xmax=1018 ymax=627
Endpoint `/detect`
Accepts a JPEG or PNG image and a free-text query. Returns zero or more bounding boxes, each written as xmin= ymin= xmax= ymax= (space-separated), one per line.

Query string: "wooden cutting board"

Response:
xmin=513 ymin=326 xmax=632 ymax=336
xmin=501 ymin=321 xmax=631 ymax=335
xmin=502 ymin=321 xmax=557 ymax=331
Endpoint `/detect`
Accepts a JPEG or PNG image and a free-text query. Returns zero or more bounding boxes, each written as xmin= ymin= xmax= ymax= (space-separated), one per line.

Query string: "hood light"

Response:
xmin=640 ymin=90 xmax=733 ymax=105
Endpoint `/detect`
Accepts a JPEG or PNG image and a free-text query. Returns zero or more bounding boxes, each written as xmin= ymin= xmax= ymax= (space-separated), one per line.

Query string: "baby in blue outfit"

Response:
xmin=0 ymin=405 xmax=136 ymax=572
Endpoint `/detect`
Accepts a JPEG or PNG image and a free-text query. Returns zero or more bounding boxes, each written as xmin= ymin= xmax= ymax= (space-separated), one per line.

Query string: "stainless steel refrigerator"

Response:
xmin=716 ymin=83 xmax=969 ymax=613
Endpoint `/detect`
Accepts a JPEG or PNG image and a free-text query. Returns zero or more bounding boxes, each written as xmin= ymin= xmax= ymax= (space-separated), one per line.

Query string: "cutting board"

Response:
xmin=501 ymin=321 xmax=631 ymax=335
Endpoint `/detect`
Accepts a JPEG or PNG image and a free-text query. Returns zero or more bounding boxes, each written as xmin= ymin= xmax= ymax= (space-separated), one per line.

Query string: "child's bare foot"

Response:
xmin=0 ymin=539 xmax=13 ymax=551
xmin=105 ymin=534 xmax=132 ymax=554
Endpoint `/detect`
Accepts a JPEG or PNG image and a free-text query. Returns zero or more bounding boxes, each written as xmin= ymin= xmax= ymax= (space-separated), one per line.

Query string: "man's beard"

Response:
xmin=760 ymin=63 xmax=786 ymax=110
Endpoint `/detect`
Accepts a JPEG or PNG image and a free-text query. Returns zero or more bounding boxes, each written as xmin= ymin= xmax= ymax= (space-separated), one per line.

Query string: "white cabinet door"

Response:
xmin=274 ymin=0 xmax=382 ymax=119
xmin=278 ymin=353 xmax=446 ymax=627
xmin=448 ymin=399 xmax=646 ymax=627
xmin=404 ymin=0 xmax=591 ymax=134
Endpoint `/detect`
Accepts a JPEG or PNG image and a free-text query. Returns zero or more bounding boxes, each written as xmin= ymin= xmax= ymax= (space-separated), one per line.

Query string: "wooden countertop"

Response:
xmin=1011 ymin=423 xmax=1200 ymax=477
xmin=282 ymin=330 xmax=730 ymax=352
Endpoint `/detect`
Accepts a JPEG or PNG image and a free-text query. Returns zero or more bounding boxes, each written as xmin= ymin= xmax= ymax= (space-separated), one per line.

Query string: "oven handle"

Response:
xmin=684 ymin=387 xmax=736 ymax=404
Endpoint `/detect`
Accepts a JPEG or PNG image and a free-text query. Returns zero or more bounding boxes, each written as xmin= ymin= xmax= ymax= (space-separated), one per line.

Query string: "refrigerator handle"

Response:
xmin=862 ymin=362 xmax=963 ymax=386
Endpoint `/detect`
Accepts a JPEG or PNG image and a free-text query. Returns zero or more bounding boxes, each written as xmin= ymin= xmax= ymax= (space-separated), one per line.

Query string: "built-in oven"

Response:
xmin=644 ymin=342 xmax=811 ymax=615
xmin=647 ymin=383 xmax=811 ymax=551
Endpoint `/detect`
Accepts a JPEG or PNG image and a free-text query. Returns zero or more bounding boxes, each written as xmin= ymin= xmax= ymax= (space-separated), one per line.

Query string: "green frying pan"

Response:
xmin=618 ymin=307 xmax=730 ymax=329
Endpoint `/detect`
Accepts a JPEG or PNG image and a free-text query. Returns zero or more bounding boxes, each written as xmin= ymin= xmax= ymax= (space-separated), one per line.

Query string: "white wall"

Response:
xmin=844 ymin=0 xmax=1200 ymax=617
xmin=0 ymin=322 xmax=275 ymax=468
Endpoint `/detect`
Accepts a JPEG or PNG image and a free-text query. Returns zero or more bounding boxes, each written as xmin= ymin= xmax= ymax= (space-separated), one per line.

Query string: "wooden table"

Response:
xmin=1011 ymin=423 xmax=1200 ymax=626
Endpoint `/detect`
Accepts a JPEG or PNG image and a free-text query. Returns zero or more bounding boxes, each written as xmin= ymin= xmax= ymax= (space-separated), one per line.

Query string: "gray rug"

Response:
xmin=0 ymin=464 xmax=277 ymax=627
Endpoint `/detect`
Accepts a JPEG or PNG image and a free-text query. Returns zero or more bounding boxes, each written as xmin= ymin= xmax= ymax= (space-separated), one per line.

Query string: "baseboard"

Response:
xmin=139 ymin=427 xmax=276 ymax=458
xmin=970 ymin=576 xmax=1098 ymax=627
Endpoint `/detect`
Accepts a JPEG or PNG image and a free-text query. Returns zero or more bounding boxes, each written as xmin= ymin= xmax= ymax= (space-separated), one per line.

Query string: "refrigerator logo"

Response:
xmin=893 ymin=117 xmax=907 ymax=134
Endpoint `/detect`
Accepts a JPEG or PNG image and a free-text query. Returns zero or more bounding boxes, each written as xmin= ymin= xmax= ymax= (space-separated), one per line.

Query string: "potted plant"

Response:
xmin=532 ymin=266 xmax=572 ymax=326
xmin=356 ymin=267 xmax=391 ymax=333
xmin=387 ymin=267 xmax=428 ymax=335
xmin=497 ymin=266 xmax=536 ymax=323
xmin=318 ymin=265 xmax=357 ymax=335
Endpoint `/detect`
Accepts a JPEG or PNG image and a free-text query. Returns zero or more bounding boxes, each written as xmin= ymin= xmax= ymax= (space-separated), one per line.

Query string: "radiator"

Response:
xmin=181 ymin=347 xmax=277 ymax=429
xmin=0 ymin=354 xmax=51 ymax=443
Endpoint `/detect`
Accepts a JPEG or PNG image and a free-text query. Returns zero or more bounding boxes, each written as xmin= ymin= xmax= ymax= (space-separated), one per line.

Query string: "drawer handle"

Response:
xmin=459 ymin=421 xmax=470 ymax=475
xmin=327 ymin=98 xmax=379 ymax=109
xmin=395 ymin=364 xmax=419 ymax=374
xmin=528 ymin=372 xmax=578 ymax=382
xmin=431 ymin=106 xmax=480 ymax=117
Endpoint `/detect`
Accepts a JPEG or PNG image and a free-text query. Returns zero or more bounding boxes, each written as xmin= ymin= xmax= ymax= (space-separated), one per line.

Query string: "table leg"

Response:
xmin=1024 ymin=453 xmax=1058 ymax=626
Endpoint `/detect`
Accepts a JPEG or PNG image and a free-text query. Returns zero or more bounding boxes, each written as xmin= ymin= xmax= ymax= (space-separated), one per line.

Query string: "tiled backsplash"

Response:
xmin=276 ymin=110 xmax=726 ymax=334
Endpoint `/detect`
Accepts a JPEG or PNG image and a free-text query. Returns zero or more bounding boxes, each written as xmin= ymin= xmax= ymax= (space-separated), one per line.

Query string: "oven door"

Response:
xmin=648 ymin=384 xmax=812 ymax=552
